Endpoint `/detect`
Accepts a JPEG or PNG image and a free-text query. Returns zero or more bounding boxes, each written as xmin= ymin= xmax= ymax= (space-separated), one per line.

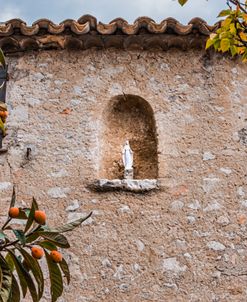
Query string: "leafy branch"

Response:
xmin=0 ymin=188 xmax=92 ymax=302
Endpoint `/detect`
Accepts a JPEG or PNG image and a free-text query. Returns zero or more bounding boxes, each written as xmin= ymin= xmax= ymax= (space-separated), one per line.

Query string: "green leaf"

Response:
xmin=214 ymin=39 xmax=221 ymax=50
xmin=7 ymin=253 xmax=27 ymax=299
xmin=18 ymin=247 xmax=44 ymax=300
xmin=15 ymin=209 xmax=28 ymax=220
xmin=38 ymin=232 xmax=70 ymax=248
xmin=217 ymin=9 xmax=231 ymax=17
xmin=0 ymin=49 xmax=6 ymax=68
xmin=7 ymin=274 xmax=20 ymax=302
xmin=0 ymin=255 xmax=12 ymax=302
xmin=5 ymin=253 xmax=15 ymax=272
xmin=44 ymin=250 xmax=63 ymax=302
xmin=8 ymin=251 xmax=38 ymax=302
xmin=54 ymin=212 xmax=93 ymax=233
xmin=178 ymin=0 xmax=188 ymax=6
xmin=205 ymin=38 xmax=215 ymax=50
xmin=12 ymin=230 xmax=26 ymax=245
xmin=230 ymin=45 xmax=238 ymax=57
xmin=38 ymin=241 xmax=57 ymax=251
xmin=222 ymin=17 xmax=232 ymax=27
xmin=25 ymin=232 xmax=40 ymax=244
xmin=0 ymin=265 xmax=2 ymax=290
xmin=58 ymin=258 xmax=70 ymax=285
xmin=0 ymin=231 xmax=5 ymax=240
xmin=24 ymin=198 xmax=38 ymax=234
xmin=220 ymin=38 xmax=230 ymax=52
xmin=9 ymin=187 xmax=16 ymax=209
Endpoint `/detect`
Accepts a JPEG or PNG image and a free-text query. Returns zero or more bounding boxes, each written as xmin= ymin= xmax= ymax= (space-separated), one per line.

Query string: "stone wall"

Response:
xmin=0 ymin=48 xmax=247 ymax=301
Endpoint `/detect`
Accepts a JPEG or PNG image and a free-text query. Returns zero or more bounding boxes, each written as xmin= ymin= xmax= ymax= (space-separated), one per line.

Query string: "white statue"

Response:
xmin=122 ymin=140 xmax=133 ymax=171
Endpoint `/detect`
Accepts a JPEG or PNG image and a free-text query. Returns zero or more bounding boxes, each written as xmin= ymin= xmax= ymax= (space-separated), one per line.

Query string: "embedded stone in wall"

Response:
xmin=0 ymin=182 xmax=12 ymax=191
xmin=163 ymin=257 xmax=187 ymax=274
xmin=238 ymin=127 xmax=247 ymax=146
xmin=47 ymin=187 xmax=70 ymax=198
xmin=90 ymin=179 xmax=158 ymax=192
xmin=207 ymin=241 xmax=226 ymax=251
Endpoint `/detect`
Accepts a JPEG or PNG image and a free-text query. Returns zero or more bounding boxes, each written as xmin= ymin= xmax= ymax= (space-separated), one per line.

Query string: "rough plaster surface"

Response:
xmin=0 ymin=49 xmax=247 ymax=301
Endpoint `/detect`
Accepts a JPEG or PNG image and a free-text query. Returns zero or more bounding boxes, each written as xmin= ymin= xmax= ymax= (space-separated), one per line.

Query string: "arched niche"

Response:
xmin=100 ymin=94 xmax=158 ymax=180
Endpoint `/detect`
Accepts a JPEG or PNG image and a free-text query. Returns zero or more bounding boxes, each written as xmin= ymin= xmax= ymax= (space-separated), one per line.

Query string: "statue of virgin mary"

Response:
xmin=122 ymin=140 xmax=133 ymax=170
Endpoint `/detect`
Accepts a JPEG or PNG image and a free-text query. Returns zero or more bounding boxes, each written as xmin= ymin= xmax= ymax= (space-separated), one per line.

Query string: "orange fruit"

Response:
xmin=31 ymin=247 xmax=44 ymax=259
xmin=50 ymin=250 xmax=62 ymax=263
xmin=0 ymin=111 xmax=8 ymax=118
xmin=34 ymin=210 xmax=46 ymax=225
xmin=8 ymin=207 xmax=20 ymax=218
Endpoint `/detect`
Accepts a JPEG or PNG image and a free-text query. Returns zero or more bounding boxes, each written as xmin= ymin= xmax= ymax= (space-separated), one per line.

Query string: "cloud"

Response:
xmin=0 ymin=5 xmax=23 ymax=22
xmin=0 ymin=0 xmax=225 ymax=25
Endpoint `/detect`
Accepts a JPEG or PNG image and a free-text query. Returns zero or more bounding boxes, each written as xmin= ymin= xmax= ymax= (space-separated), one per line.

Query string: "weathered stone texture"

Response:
xmin=1 ymin=49 xmax=247 ymax=301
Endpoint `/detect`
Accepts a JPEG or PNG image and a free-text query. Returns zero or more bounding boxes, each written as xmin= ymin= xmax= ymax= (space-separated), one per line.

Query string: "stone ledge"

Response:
xmin=90 ymin=179 xmax=158 ymax=193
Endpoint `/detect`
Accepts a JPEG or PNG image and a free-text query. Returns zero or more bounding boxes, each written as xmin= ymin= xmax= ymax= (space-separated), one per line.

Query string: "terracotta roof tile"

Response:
xmin=0 ymin=15 xmax=219 ymax=53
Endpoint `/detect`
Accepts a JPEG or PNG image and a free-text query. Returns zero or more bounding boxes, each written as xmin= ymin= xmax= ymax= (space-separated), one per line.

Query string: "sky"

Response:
xmin=0 ymin=0 xmax=225 ymax=25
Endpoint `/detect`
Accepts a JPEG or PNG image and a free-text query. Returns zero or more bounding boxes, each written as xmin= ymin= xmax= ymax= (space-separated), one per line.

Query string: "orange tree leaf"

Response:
xmin=0 ymin=255 xmax=12 ymax=302
xmin=37 ymin=232 xmax=70 ymax=248
xmin=38 ymin=241 xmax=57 ymax=251
xmin=178 ymin=0 xmax=188 ymax=6
xmin=54 ymin=212 xmax=92 ymax=233
xmin=18 ymin=248 xmax=44 ymax=300
xmin=44 ymin=250 xmax=63 ymax=302
xmin=9 ymin=187 xmax=16 ymax=209
xmin=24 ymin=198 xmax=38 ymax=233
xmin=58 ymin=258 xmax=70 ymax=285
xmin=7 ymin=274 xmax=20 ymax=302
xmin=8 ymin=251 xmax=38 ymax=302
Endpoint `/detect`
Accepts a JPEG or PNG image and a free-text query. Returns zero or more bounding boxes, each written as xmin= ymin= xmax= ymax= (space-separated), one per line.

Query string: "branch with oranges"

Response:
xmin=0 ymin=188 xmax=92 ymax=302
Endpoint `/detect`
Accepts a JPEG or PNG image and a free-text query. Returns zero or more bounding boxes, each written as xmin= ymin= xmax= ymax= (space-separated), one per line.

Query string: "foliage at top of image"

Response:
xmin=179 ymin=0 xmax=247 ymax=61
xmin=0 ymin=188 xmax=92 ymax=302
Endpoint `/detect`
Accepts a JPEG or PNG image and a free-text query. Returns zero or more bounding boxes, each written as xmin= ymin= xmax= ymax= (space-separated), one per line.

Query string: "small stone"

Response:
xmin=170 ymin=200 xmax=184 ymax=211
xmin=73 ymin=86 xmax=82 ymax=95
xmin=0 ymin=182 xmax=12 ymax=191
xmin=207 ymin=241 xmax=226 ymax=251
xmin=119 ymin=284 xmax=129 ymax=292
xmin=184 ymin=253 xmax=192 ymax=259
xmin=133 ymin=263 xmax=141 ymax=272
xmin=188 ymin=200 xmax=201 ymax=210
xmin=240 ymin=200 xmax=247 ymax=207
xmin=203 ymin=201 xmax=222 ymax=212
xmin=237 ymin=187 xmax=245 ymax=197
xmin=203 ymin=151 xmax=216 ymax=161
xmin=217 ymin=215 xmax=229 ymax=226
xmin=238 ymin=127 xmax=247 ymax=146
xmin=136 ymin=239 xmax=145 ymax=252
xmin=33 ymin=72 xmax=45 ymax=81
xmin=175 ymin=239 xmax=187 ymax=249
xmin=50 ymin=169 xmax=68 ymax=178
xmin=202 ymin=178 xmax=221 ymax=194
xmin=66 ymin=200 xmax=80 ymax=212
xmin=163 ymin=283 xmax=178 ymax=290
xmin=47 ymin=187 xmax=70 ymax=198
xmin=219 ymin=168 xmax=232 ymax=175
xmin=163 ymin=257 xmax=187 ymax=274
xmin=212 ymin=271 xmax=221 ymax=278
xmin=187 ymin=216 xmax=196 ymax=224
xmin=70 ymin=99 xmax=81 ymax=107
xmin=113 ymin=264 xmax=124 ymax=280
xmin=102 ymin=258 xmax=112 ymax=268
xmin=118 ymin=205 xmax=131 ymax=213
